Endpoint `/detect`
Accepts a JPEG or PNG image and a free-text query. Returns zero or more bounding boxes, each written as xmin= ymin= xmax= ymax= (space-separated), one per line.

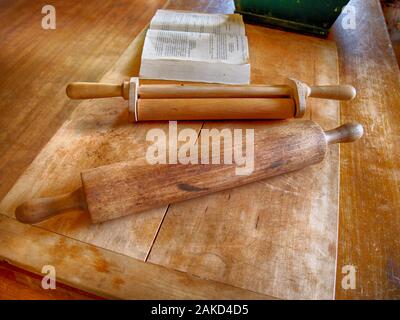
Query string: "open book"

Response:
xmin=139 ymin=10 xmax=250 ymax=84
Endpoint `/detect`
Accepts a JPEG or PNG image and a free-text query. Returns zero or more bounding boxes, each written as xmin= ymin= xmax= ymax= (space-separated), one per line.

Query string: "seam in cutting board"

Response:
xmin=144 ymin=204 xmax=169 ymax=261
xmin=144 ymin=121 xmax=206 ymax=262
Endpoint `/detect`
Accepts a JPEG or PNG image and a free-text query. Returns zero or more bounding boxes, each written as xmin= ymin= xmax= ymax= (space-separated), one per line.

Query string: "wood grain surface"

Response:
xmin=0 ymin=0 xmax=399 ymax=300
xmin=0 ymin=215 xmax=270 ymax=299
xmin=330 ymin=0 xmax=400 ymax=299
xmin=0 ymin=0 xmax=165 ymax=200
xmin=0 ymin=0 xmax=341 ymax=299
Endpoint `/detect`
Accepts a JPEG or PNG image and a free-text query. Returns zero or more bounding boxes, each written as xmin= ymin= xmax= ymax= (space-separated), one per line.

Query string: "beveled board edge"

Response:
xmin=0 ymin=215 xmax=274 ymax=300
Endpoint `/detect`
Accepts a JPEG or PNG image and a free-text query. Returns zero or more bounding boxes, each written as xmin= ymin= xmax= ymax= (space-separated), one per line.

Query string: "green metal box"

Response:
xmin=234 ymin=0 xmax=351 ymax=36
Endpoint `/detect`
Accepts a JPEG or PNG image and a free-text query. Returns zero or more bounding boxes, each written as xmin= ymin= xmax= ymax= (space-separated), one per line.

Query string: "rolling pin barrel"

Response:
xmin=14 ymin=121 xmax=363 ymax=224
xmin=137 ymin=98 xmax=296 ymax=120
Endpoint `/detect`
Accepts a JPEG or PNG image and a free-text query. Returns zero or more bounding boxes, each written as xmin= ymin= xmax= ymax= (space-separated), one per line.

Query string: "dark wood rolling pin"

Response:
xmin=15 ymin=120 xmax=363 ymax=224
xmin=66 ymin=78 xmax=356 ymax=121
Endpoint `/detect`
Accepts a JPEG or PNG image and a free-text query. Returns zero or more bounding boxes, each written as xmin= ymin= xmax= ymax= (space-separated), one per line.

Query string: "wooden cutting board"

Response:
xmin=0 ymin=22 xmax=340 ymax=299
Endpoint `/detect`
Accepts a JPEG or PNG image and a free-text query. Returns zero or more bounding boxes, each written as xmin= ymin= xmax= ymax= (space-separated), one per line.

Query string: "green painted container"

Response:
xmin=234 ymin=0 xmax=351 ymax=36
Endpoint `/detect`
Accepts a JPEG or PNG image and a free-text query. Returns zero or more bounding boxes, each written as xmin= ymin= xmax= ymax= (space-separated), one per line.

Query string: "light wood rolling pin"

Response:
xmin=137 ymin=98 xmax=295 ymax=120
xmin=66 ymin=78 xmax=356 ymax=121
xmin=15 ymin=120 xmax=363 ymax=224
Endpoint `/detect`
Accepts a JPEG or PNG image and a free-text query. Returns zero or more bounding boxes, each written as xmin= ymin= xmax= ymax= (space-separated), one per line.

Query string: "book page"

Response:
xmin=142 ymin=29 xmax=249 ymax=64
xmin=150 ymin=10 xmax=245 ymax=35
xmin=140 ymin=10 xmax=250 ymax=84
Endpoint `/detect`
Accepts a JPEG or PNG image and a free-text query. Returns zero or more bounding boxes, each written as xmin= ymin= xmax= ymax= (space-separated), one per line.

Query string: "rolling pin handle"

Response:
xmin=66 ymin=82 xmax=126 ymax=100
xmin=324 ymin=122 xmax=364 ymax=145
xmin=15 ymin=188 xmax=85 ymax=224
xmin=308 ymin=85 xmax=357 ymax=101
xmin=122 ymin=80 xmax=131 ymax=100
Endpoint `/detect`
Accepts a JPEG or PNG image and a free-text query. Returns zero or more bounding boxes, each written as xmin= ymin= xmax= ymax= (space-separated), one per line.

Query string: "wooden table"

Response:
xmin=0 ymin=0 xmax=399 ymax=299
xmin=331 ymin=0 xmax=400 ymax=299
